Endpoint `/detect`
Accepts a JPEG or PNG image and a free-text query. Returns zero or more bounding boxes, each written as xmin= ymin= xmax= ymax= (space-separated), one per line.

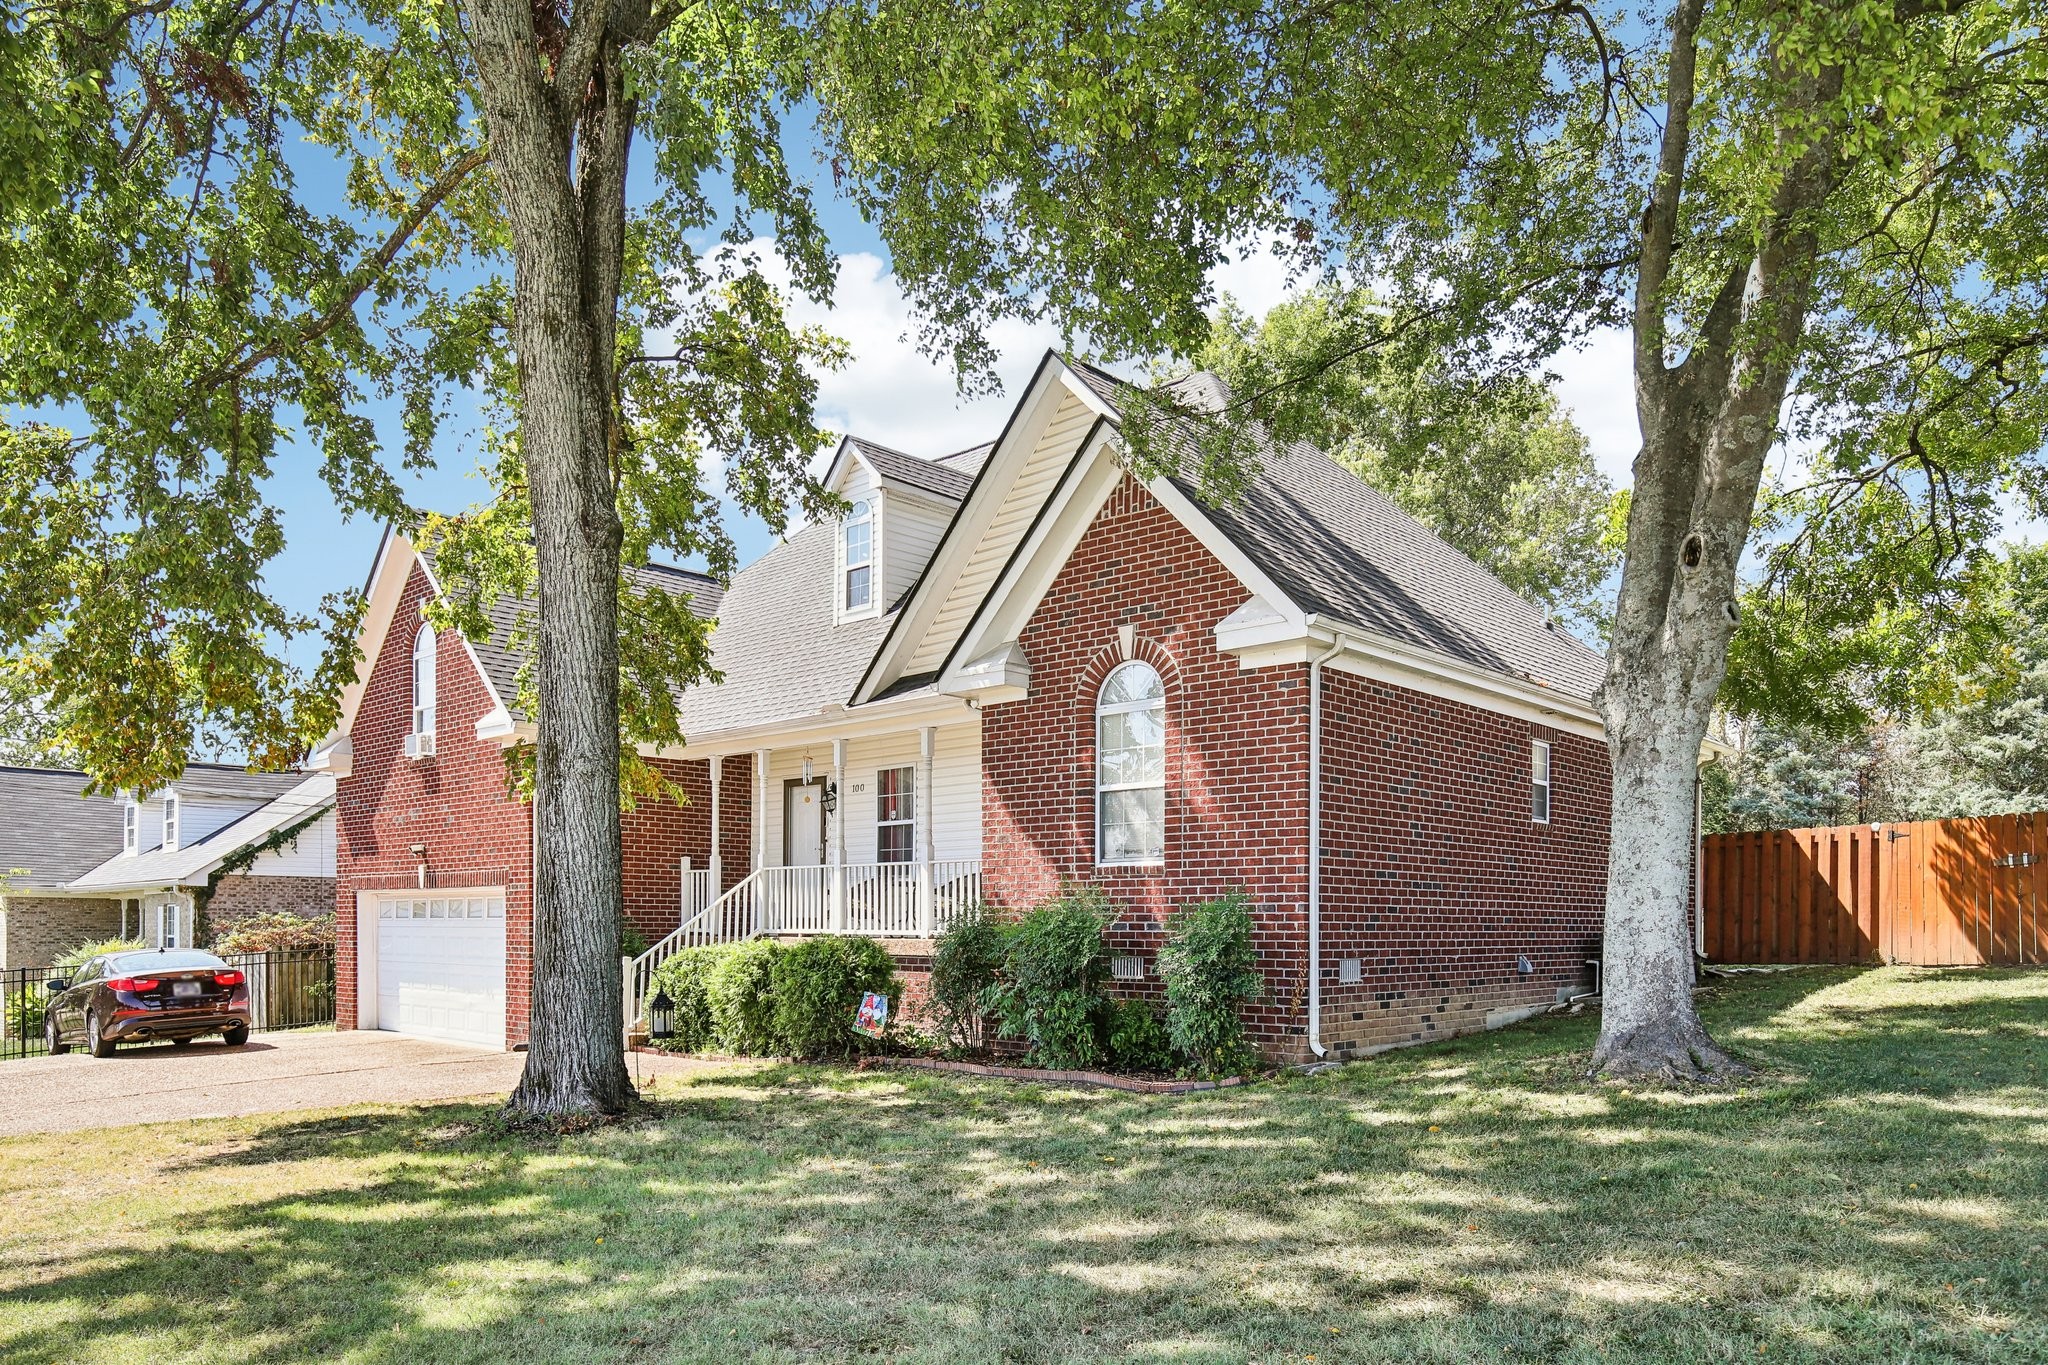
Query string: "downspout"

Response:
xmin=1306 ymin=625 xmax=1345 ymax=1061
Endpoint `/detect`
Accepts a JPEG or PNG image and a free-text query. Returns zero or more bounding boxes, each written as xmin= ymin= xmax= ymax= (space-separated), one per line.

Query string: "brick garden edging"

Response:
xmin=629 ymin=1046 xmax=1255 ymax=1093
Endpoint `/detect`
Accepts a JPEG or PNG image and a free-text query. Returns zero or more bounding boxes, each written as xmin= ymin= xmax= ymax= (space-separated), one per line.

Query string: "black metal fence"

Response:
xmin=0 ymin=947 xmax=336 ymax=1061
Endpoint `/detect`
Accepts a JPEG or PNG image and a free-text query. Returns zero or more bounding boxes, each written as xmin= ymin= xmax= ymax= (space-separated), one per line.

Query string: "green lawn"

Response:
xmin=1 ymin=968 xmax=2043 ymax=1364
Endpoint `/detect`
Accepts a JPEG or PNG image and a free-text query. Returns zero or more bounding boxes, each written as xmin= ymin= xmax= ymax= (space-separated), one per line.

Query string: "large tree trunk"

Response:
xmin=1585 ymin=5 xmax=1845 ymax=1082
xmin=463 ymin=0 xmax=642 ymax=1117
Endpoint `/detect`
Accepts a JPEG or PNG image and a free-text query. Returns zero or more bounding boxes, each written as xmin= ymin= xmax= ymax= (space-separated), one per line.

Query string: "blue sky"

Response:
xmin=236 ymin=132 xmax=1649 ymax=672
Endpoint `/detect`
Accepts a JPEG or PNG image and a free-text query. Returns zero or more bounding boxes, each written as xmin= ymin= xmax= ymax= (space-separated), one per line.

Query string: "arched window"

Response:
xmin=1096 ymin=660 xmax=1165 ymax=864
xmin=844 ymin=499 xmax=873 ymax=611
xmin=411 ymin=623 xmax=437 ymax=737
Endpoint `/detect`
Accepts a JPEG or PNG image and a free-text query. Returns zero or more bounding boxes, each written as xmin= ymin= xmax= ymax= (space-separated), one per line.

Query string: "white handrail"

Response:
xmin=623 ymin=858 xmax=984 ymax=1030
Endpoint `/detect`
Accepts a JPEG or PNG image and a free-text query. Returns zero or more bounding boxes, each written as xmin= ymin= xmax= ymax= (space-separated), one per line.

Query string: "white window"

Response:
xmin=877 ymin=766 xmax=916 ymax=863
xmin=1532 ymin=739 xmax=1552 ymax=823
xmin=1097 ymin=660 xmax=1166 ymax=864
xmin=843 ymin=499 xmax=873 ymax=612
xmin=122 ymin=802 xmax=138 ymax=854
xmin=158 ymin=901 xmax=180 ymax=950
xmin=161 ymin=795 xmax=180 ymax=851
xmin=411 ymin=622 xmax=437 ymax=737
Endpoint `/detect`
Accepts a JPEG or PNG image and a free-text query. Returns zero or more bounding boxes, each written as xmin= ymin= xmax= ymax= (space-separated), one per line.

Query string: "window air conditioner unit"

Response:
xmin=404 ymin=732 xmax=436 ymax=760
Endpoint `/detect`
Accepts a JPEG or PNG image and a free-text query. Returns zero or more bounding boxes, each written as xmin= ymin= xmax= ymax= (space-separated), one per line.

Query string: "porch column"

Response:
xmin=752 ymin=749 xmax=771 ymax=873
xmin=709 ymin=758 xmax=723 ymax=893
xmin=831 ymin=737 xmax=849 ymax=932
xmin=917 ymin=726 xmax=938 ymax=937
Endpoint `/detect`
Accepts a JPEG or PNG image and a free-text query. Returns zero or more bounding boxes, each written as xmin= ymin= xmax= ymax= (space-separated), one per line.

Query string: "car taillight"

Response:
xmin=213 ymin=970 xmax=245 ymax=987
xmin=107 ymin=977 xmax=159 ymax=992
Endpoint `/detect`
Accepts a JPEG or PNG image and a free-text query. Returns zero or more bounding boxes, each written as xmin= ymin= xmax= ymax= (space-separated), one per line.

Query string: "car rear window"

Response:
xmin=108 ymin=950 xmax=226 ymax=973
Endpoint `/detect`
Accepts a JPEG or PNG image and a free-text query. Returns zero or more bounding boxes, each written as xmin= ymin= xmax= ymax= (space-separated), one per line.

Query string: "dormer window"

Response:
xmin=411 ymin=623 xmax=437 ymax=738
xmin=122 ymin=801 xmax=138 ymax=855
xmin=844 ymin=499 xmax=874 ymax=612
xmin=161 ymin=795 xmax=180 ymax=852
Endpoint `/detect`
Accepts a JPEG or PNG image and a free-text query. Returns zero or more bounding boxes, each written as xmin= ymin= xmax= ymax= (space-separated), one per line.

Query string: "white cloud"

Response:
xmin=1546 ymin=328 xmax=1640 ymax=487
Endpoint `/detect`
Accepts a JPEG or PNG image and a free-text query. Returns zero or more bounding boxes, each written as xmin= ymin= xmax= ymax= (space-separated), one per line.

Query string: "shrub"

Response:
xmin=1104 ymin=997 xmax=1174 ymax=1073
xmin=54 ymin=937 xmax=145 ymax=971
xmin=984 ymin=884 xmax=1114 ymax=1069
xmin=618 ymin=918 xmax=650 ymax=961
xmin=213 ymin=912 xmax=337 ymax=954
xmin=644 ymin=945 xmax=725 ymax=1052
xmin=770 ymin=936 xmax=900 ymax=1059
xmin=1158 ymin=892 xmax=1264 ymax=1077
xmin=706 ymin=938 xmax=784 ymax=1054
xmin=928 ymin=908 xmax=1006 ymax=1052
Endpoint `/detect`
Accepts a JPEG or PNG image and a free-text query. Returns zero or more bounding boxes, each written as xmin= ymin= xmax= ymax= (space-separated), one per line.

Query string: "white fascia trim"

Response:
xmin=1255 ymin=616 xmax=1606 ymax=738
xmin=304 ymin=735 xmax=354 ymax=778
xmin=326 ymin=528 xmax=412 ymax=743
xmin=646 ymin=692 xmax=975 ymax=760
xmin=474 ymin=705 xmax=517 ymax=742
xmin=850 ymin=354 xmax=1092 ymax=706
xmin=938 ymin=640 xmax=1031 ymax=703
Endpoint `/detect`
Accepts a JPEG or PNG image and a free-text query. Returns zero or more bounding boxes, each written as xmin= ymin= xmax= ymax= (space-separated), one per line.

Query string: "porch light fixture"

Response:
xmin=821 ymin=780 xmax=839 ymax=817
xmin=648 ymin=987 xmax=676 ymax=1042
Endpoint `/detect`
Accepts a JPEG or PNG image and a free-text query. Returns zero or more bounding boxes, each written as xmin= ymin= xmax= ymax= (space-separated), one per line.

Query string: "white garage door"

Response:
xmin=374 ymin=892 xmax=506 ymax=1049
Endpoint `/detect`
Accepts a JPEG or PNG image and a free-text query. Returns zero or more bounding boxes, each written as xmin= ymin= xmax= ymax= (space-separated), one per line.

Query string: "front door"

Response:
xmin=784 ymin=780 xmax=826 ymax=867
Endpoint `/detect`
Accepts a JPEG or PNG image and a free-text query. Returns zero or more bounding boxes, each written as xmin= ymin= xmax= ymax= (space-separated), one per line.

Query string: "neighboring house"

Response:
xmin=0 ymin=764 xmax=338 ymax=967
xmin=318 ymin=353 xmax=1625 ymax=1060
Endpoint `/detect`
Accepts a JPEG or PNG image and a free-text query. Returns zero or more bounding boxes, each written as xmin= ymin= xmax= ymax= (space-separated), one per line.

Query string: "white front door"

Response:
xmin=372 ymin=892 xmax=506 ymax=1048
xmin=785 ymin=781 xmax=825 ymax=867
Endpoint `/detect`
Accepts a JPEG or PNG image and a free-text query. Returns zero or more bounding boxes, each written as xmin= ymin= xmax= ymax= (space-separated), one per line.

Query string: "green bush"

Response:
xmin=1159 ymin=892 xmax=1264 ymax=1077
xmin=984 ymin=885 xmax=1115 ymax=1069
xmin=928 ymin=908 xmax=1006 ymax=1052
xmin=706 ymin=937 xmax=784 ymax=1054
xmin=54 ymin=937 xmax=145 ymax=971
xmin=214 ymin=912 xmax=336 ymax=954
xmin=1104 ymin=997 xmax=1174 ymax=1073
xmin=770 ymin=936 xmax=900 ymax=1059
xmin=645 ymin=945 xmax=725 ymax=1052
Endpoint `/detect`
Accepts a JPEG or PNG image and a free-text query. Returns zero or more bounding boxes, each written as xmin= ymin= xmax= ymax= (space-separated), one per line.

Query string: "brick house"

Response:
xmin=0 ymin=764 xmax=337 ymax=968
xmin=316 ymin=354 xmax=1617 ymax=1061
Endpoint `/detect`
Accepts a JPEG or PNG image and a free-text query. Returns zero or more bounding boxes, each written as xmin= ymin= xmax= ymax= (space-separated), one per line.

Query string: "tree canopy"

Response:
xmin=1193 ymin=288 xmax=1623 ymax=634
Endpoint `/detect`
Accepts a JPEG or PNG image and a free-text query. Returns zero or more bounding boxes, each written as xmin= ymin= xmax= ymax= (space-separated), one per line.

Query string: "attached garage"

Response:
xmin=358 ymin=890 xmax=507 ymax=1049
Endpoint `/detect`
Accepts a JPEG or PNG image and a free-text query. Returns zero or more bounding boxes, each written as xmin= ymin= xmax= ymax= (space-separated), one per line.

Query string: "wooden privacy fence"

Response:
xmin=1701 ymin=812 xmax=2048 ymax=967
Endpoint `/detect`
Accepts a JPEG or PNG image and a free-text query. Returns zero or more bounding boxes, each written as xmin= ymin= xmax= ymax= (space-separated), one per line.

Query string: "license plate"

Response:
xmin=172 ymin=980 xmax=202 ymax=999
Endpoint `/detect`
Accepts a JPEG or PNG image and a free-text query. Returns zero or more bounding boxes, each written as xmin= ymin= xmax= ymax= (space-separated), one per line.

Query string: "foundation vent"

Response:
xmin=1112 ymin=955 xmax=1147 ymax=981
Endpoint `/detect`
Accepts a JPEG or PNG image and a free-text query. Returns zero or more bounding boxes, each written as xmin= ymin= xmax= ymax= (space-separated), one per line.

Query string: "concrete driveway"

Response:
xmin=0 ymin=1030 xmax=717 ymax=1137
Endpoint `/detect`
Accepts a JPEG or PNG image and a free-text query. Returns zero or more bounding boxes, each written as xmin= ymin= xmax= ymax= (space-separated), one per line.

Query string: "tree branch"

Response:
xmin=1632 ymin=0 xmax=1705 ymax=421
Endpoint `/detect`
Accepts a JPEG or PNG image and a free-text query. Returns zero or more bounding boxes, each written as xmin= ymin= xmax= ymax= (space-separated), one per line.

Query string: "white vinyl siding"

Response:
xmin=903 ymin=391 xmax=1096 ymax=675
xmin=242 ymin=809 xmax=339 ymax=877
xmin=763 ymin=721 xmax=982 ymax=868
xmin=174 ymin=795 xmax=268 ymax=848
xmin=882 ymin=490 xmax=955 ymax=603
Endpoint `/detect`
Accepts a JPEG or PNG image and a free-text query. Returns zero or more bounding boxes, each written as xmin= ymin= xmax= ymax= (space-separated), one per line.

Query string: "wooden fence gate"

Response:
xmin=1700 ymin=812 xmax=2048 ymax=966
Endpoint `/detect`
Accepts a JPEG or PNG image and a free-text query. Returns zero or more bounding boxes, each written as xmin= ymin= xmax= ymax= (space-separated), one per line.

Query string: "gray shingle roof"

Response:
xmin=848 ymin=438 xmax=977 ymax=501
xmin=419 ymin=551 xmax=724 ymax=720
xmin=0 ymin=767 xmax=126 ymax=890
xmin=69 ymin=773 xmax=335 ymax=892
xmin=1068 ymin=361 xmax=1608 ymax=703
xmin=171 ymin=765 xmax=308 ymax=802
xmin=676 ymin=522 xmax=906 ymax=736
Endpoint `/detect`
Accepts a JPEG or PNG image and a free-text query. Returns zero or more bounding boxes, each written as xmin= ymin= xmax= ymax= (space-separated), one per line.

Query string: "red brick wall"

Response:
xmin=336 ymin=559 xmax=747 ymax=1048
xmin=335 ymin=561 xmax=536 ymax=1044
xmin=980 ymin=475 xmax=1313 ymax=1060
xmin=1317 ymin=670 xmax=1611 ymax=1055
xmin=622 ymin=755 xmax=754 ymax=947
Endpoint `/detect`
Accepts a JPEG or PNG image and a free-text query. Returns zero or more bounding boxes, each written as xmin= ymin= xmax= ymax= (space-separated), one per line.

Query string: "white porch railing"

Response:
xmin=624 ymin=858 xmax=983 ymax=1028
xmin=680 ymin=858 xmax=718 ymax=920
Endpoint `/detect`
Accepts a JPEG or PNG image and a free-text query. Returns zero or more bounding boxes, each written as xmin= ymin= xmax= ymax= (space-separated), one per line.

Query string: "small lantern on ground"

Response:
xmin=648 ymin=987 xmax=676 ymax=1043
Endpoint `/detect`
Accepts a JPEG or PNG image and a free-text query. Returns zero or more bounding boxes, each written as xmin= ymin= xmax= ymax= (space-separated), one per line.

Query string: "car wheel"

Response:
xmin=44 ymin=1013 xmax=69 ymax=1057
xmin=87 ymin=1010 xmax=116 ymax=1059
xmin=221 ymin=1023 xmax=250 ymax=1047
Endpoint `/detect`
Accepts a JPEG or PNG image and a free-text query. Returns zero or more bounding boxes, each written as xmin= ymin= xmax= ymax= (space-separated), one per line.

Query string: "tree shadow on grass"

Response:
xmin=2 ymin=967 xmax=2043 ymax=1364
